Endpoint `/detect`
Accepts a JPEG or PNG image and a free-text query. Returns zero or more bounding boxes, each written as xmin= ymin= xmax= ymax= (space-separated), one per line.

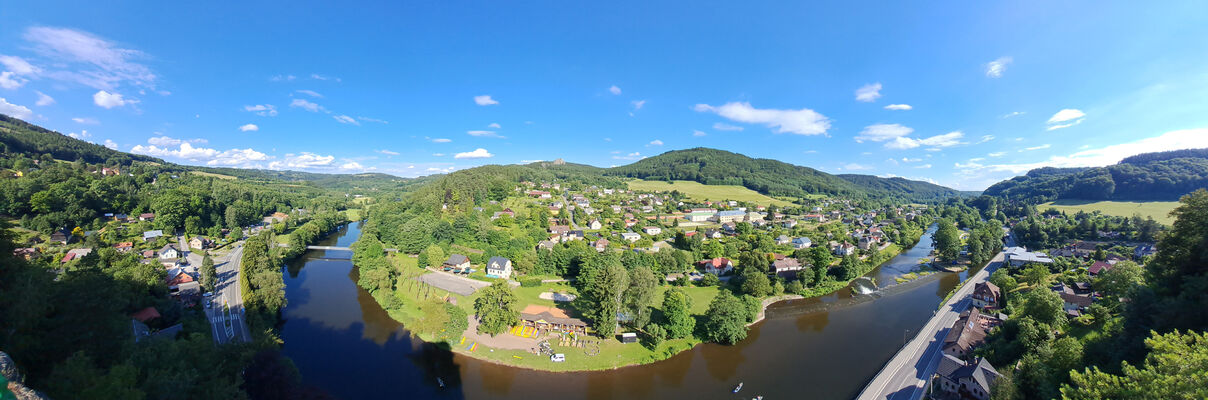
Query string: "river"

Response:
xmin=281 ymin=222 xmax=967 ymax=400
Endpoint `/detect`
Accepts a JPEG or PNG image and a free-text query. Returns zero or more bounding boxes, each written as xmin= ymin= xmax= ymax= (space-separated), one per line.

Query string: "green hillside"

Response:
xmin=984 ymin=149 xmax=1208 ymax=202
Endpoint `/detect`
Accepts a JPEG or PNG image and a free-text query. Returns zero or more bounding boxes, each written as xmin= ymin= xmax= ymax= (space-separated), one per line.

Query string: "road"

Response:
xmin=857 ymin=231 xmax=1016 ymax=400
xmin=559 ymin=195 xmax=580 ymax=230
xmin=204 ymin=242 xmax=252 ymax=345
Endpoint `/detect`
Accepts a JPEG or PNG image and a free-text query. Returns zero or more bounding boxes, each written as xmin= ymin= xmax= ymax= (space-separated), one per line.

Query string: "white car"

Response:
xmin=550 ymin=353 xmax=565 ymax=362
xmin=203 ymin=292 xmax=214 ymax=297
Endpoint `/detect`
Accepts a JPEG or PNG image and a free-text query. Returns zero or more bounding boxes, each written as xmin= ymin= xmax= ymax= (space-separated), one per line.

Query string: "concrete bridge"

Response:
xmin=305 ymin=245 xmax=397 ymax=252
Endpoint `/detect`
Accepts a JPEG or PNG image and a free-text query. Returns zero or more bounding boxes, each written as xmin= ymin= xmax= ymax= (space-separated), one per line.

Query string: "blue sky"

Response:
xmin=2 ymin=1 xmax=1207 ymax=190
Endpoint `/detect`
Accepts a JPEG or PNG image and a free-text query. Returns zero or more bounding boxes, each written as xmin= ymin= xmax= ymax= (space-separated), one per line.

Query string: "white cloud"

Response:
xmin=432 ymin=153 xmax=445 ymax=157
xmin=376 ymin=149 xmax=400 ymax=156
xmin=429 ymin=138 xmax=452 ymax=143
xmin=270 ymin=74 xmax=296 ymax=82
xmin=0 ymin=55 xmax=39 ymax=75
xmin=886 ymin=131 xmax=965 ymax=150
xmin=856 ymin=123 xmax=913 ymax=143
xmin=23 ymin=27 xmax=156 ymax=90
xmin=1023 ymin=144 xmax=1051 ymax=151
xmin=901 ymin=157 xmax=922 ymax=163
xmin=310 ymin=73 xmax=339 ymax=82
xmin=244 ymin=104 xmax=277 ymax=116
xmin=0 ymin=72 xmax=25 ymax=89
xmin=93 ymin=90 xmax=133 ymax=108
xmin=977 ymin=135 xmax=995 ymax=144
xmin=855 ymin=83 xmax=882 ymax=102
xmin=454 ymin=148 xmax=493 ymax=159
xmin=915 ymin=164 xmax=932 ymax=169
xmin=841 ymin=163 xmax=873 ymax=171
xmin=694 ymin=101 xmax=830 ymax=136
xmin=612 ymin=152 xmax=644 ymax=160
xmin=988 ymin=152 xmax=1006 ymax=157
xmin=692 ymin=130 xmax=707 ymax=137
xmin=0 ymin=97 xmax=33 ymax=119
xmin=985 ymin=57 xmax=1012 ymax=78
xmin=67 ymin=130 xmax=89 ymax=139
xmin=1047 ymin=109 xmax=1085 ymax=123
xmin=467 ymin=130 xmax=504 ymax=138
xmin=295 ymin=89 xmax=323 ymax=98
xmin=609 ymin=85 xmax=621 ymax=95
xmin=147 ymin=136 xmax=206 ymax=146
xmin=71 ymin=117 xmax=99 ymax=124
xmin=487 ymin=122 xmax=501 ymax=129
xmin=333 ymin=115 xmax=359 ymax=125
xmin=632 ymin=100 xmax=646 ymax=110
xmin=884 ymin=104 xmax=912 ymax=110
xmin=103 ymin=139 xmax=118 ymax=149
xmin=239 ymin=123 xmax=259 ymax=132
xmin=1002 ymin=111 xmax=1025 ymax=118
xmin=648 ymin=139 xmax=664 ymax=146
xmin=474 ymin=95 xmax=498 ymax=106
xmin=34 ymin=91 xmax=55 ymax=106
xmin=289 ymin=98 xmax=324 ymax=112
xmin=270 ymin=152 xmax=336 ymax=169
xmin=712 ymin=122 xmax=744 ymax=131
xmin=339 ymin=161 xmax=364 ymax=170
xmin=132 ymin=142 xmax=270 ymax=167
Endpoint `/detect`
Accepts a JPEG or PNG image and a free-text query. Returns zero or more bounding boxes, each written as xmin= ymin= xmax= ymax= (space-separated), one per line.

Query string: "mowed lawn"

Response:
xmin=627 ymin=179 xmax=797 ymax=206
xmin=1039 ymin=200 xmax=1179 ymax=225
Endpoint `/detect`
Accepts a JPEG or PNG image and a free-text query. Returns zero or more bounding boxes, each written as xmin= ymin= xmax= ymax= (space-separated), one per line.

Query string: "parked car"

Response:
xmin=203 ymin=292 xmax=213 ymax=297
xmin=206 ymin=299 xmax=213 ymax=308
xmin=550 ymin=354 xmax=565 ymax=362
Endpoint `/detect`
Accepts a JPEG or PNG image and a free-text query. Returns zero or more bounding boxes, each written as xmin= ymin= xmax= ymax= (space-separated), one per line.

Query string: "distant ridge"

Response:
xmin=984 ymin=148 xmax=1208 ymax=202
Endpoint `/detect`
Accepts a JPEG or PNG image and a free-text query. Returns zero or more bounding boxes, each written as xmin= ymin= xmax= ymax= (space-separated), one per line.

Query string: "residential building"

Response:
xmin=716 ymin=210 xmax=746 ymax=223
xmin=537 ymin=240 xmax=556 ymax=251
xmin=443 ymin=254 xmax=471 ymax=270
xmin=549 ymin=225 xmax=571 ymax=236
xmin=775 ymin=235 xmax=791 ymax=245
xmin=188 ymin=237 xmax=212 ymax=250
xmin=643 ymin=226 xmax=662 ymax=235
xmin=567 ymin=230 xmax=585 ymax=240
xmin=833 ymin=243 xmax=856 ymax=256
xmin=139 ymin=213 xmax=156 ymax=221
xmin=143 ymin=230 xmax=164 ymax=241
xmin=803 ymin=214 xmax=826 ymax=222
xmin=971 ymin=282 xmax=1002 ymax=309
xmin=781 ymin=219 xmax=798 ymax=229
xmin=858 ymin=235 xmax=879 ymax=250
xmin=592 ymin=238 xmax=609 ymax=252
xmin=491 ymin=208 xmax=515 ymax=220
xmin=685 ymin=211 xmax=714 ymax=222
xmin=13 ymin=247 xmax=38 ymax=260
xmin=61 ymin=248 xmax=93 ymax=263
xmin=769 ymin=256 xmax=803 ymax=279
xmin=697 ymin=257 xmax=734 ymax=275
xmin=1052 ymin=283 xmax=1094 ymax=317
xmin=50 ymin=228 xmax=72 ymax=244
xmin=588 ymin=220 xmax=602 ymax=230
xmin=159 ymin=244 xmax=180 ymax=260
xmin=113 ymin=242 xmax=134 ymax=253
xmin=792 ymin=237 xmax=813 ymax=250
xmin=621 ymin=232 xmax=641 ymax=242
xmin=942 ymin=308 xmax=990 ymax=359
xmin=935 ymin=354 xmax=1001 ymax=400
xmin=486 ymin=256 xmax=513 ymax=279
xmin=1087 ymin=261 xmax=1113 ymax=276
xmin=1004 ymin=247 xmax=1053 ymax=267
xmin=1134 ymin=244 xmax=1157 ymax=258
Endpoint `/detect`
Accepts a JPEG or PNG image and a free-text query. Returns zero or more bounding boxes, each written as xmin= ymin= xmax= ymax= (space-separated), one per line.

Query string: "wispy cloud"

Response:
xmin=148 ymin=135 xmax=207 ymax=146
xmin=609 ymin=85 xmax=621 ymax=95
xmin=34 ymin=91 xmax=55 ymax=106
xmin=239 ymin=123 xmax=259 ymax=132
xmin=1023 ymin=144 xmax=1050 ymax=151
xmin=93 ymin=90 xmax=134 ymax=108
xmin=988 ymin=152 xmax=1006 ymax=157
xmin=694 ymin=101 xmax=830 ymax=136
xmin=856 ymin=123 xmax=913 ymax=143
xmin=487 ymin=122 xmax=501 ymax=129
xmin=1046 ymin=108 xmax=1085 ymax=130
xmin=132 ymin=142 xmax=270 ymax=168
xmin=357 ymin=116 xmax=388 ymax=124
xmin=692 ymin=130 xmax=707 ymax=137
xmin=886 ymin=131 xmax=965 ymax=150
xmin=841 ymin=163 xmax=872 ymax=171
xmin=244 ymin=104 xmax=277 ymax=116
xmin=454 ymin=148 xmax=493 ymax=159
xmin=270 ymin=74 xmax=296 ymax=82
xmin=648 ymin=139 xmax=664 ymax=146
xmin=884 ymin=104 xmax=912 ymax=110
xmin=1001 ymin=111 xmax=1025 ymax=118
xmin=290 ymin=98 xmax=324 ymax=112
xmin=295 ymin=89 xmax=323 ymax=98
xmin=712 ymin=122 xmax=744 ymax=131
xmin=0 ymin=98 xmax=33 ymax=120
xmin=428 ymin=137 xmax=452 ymax=143
xmin=985 ymin=57 xmax=1012 ymax=78
xmin=376 ymin=149 xmax=400 ymax=156
xmin=629 ymin=100 xmax=646 ymax=116
xmin=612 ymin=152 xmax=643 ymax=160
xmin=333 ymin=115 xmax=359 ymax=125
xmin=310 ymin=73 xmax=340 ymax=82
xmin=71 ymin=117 xmax=99 ymax=124
xmin=20 ymin=26 xmax=156 ymax=90
xmin=474 ymin=95 xmax=498 ymax=106
xmin=855 ymin=83 xmax=882 ymax=102
xmin=467 ymin=130 xmax=505 ymax=138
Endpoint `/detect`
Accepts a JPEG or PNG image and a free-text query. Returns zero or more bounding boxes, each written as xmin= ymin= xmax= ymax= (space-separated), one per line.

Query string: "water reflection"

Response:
xmin=283 ymin=222 xmax=977 ymax=400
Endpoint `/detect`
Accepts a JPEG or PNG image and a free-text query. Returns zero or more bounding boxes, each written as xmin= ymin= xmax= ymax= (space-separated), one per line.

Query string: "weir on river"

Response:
xmin=279 ymin=223 xmax=973 ymax=400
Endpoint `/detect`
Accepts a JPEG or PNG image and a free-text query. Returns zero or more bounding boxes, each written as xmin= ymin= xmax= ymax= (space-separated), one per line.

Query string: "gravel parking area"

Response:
xmin=415 ymin=271 xmax=491 ymax=296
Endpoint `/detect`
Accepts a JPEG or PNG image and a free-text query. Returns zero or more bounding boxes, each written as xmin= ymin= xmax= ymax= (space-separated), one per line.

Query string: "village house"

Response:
xmin=592 ymin=238 xmax=609 ymax=252
xmin=443 ymin=254 xmax=471 ymax=270
xmin=549 ymin=225 xmax=571 ymax=236
xmin=716 ymin=210 xmax=746 ymax=223
xmin=769 ymin=255 xmax=804 ymax=279
xmin=942 ymin=308 xmax=1002 ymax=360
xmin=1134 ymin=244 xmax=1157 ymax=258
xmin=803 ymin=214 xmax=826 ymax=222
xmin=971 ymin=282 xmax=1002 ymax=309
xmin=685 ymin=211 xmax=715 ymax=222
xmin=621 ymin=232 xmax=641 ymax=242
xmin=703 ymin=229 xmax=724 ymax=239
xmin=833 ymin=242 xmax=856 ymax=256
xmin=567 ymin=230 xmax=585 ymax=240
xmin=642 ymin=226 xmax=662 ymax=235
xmin=486 ymin=256 xmax=513 ymax=279
xmin=142 ymin=249 xmax=156 ymax=259
xmin=60 ymin=248 xmax=93 ymax=263
xmin=188 ymin=237 xmax=212 ymax=250
xmin=536 ymin=240 xmax=556 ymax=251
xmin=697 ymin=257 xmax=734 ymax=275
xmin=935 ymin=354 xmax=1001 ymax=400
xmin=527 ymin=190 xmax=552 ymax=199
xmin=792 ymin=237 xmax=813 ymax=250
xmin=159 ymin=244 xmax=180 ymax=260
xmin=1087 ymin=261 xmax=1113 ymax=277
xmin=775 ymin=235 xmax=791 ymax=245
xmin=624 ymin=219 xmax=639 ymax=228
xmin=491 ymin=208 xmax=515 ymax=220
xmin=101 ymin=167 xmax=120 ymax=176
xmin=1004 ymin=247 xmax=1054 ymax=267
xmin=50 ymin=228 xmax=72 ymax=244
xmin=588 ymin=219 xmax=602 ymax=230
xmin=518 ymin=305 xmax=588 ymax=335
xmin=781 ymin=219 xmax=798 ymax=229
xmin=720 ymin=222 xmax=737 ymax=234
xmin=858 ymin=235 xmax=880 ymax=250
xmin=1052 ymin=283 xmax=1094 ymax=317
xmin=829 ymin=210 xmax=842 ymax=220
xmin=113 ymin=242 xmax=134 ymax=253
xmin=139 ymin=213 xmax=156 ymax=221
xmin=13 ymin=247 xmax=38 ymax=260
xmin=142 ymin=230 xmax=163 ymax=241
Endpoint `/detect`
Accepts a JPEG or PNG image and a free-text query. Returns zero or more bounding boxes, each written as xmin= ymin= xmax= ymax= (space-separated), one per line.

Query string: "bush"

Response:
xmin=785 ymin=280 xmax=803 ymax=294
xmin=519 ymin=277 xmax=543 ymax=287
xmin=698 ymin=273 xmax=720 ymax=287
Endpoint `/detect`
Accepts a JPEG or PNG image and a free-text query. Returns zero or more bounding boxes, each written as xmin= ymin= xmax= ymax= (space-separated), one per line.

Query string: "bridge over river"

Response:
xmin=304 ymin=245 xmax=398 ymax=252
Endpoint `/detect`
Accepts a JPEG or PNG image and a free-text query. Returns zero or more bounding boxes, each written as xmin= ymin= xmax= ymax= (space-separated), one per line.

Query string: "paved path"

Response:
xmin=559 ymin=195 xmax=580 ymax=230
xmin=416 ymin=268 xmax=492 ymax=296
xmin=205 ymin=243 xmax=251 ymax=345
xmin=856 ymin=253 xmax=1003 ymax=400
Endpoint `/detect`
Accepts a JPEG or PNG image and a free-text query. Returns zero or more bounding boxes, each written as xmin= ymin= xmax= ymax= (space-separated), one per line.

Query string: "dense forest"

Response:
xmin=605 ymin=147 xmax=964 ymax=202
xmin=1 ymin=114 xmax=161 ymax=165
xmin=984 ymin=149 xmax=1208 ymax=202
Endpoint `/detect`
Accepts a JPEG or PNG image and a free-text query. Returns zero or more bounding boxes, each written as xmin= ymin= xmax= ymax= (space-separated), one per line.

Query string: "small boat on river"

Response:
xmin=733 ymin=382 xmax=743 ymax=393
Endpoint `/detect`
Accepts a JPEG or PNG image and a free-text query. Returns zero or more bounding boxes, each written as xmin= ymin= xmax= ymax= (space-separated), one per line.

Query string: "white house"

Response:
xmin=621 ymin=232 xmax=641 ymax=242
xmin=775 ymin=235 xmax=791 ymax=245
xmin=588 ymin=220 xmax=602 ymax=230
xmin=159 ymin=244 xmax=180 ymax=260
xmin=486 ymin=256 xmax=513 ymax=279
xmin=792 ymin=237 xmax=813 ymax=249
xmin=643 ymin=226 xmax=662 ymax=235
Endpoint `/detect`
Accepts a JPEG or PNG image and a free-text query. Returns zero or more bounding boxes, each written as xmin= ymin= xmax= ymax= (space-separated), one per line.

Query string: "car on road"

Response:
xmin=203 ymin=292 xmax=213 ymax=297
xmin=206 ymin=299 xmax=213 ymax=308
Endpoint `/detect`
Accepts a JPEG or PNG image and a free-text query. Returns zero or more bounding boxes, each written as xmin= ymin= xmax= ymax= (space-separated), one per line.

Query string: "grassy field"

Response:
xmin=626 ymin=179 xmax=797 ymax=207
xmin=1039 ymin=200 xmax=1179 ymax=225
xmin=343 ymin=208 xmax=364 ymax=221
xmin=190 ymin=170 xmax=237 ymax=180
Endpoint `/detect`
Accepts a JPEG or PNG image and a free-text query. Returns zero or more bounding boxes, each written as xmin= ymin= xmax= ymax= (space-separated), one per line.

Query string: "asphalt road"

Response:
xmin=205 ymin=242 xmax=252 ymax=345
xmin=857 ymin=230 xmax=1017 ymax=400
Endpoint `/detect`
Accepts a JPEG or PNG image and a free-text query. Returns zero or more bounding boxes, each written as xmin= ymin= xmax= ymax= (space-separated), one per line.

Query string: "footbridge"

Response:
xmin=305 ymin=245 xmax=397 ymax=252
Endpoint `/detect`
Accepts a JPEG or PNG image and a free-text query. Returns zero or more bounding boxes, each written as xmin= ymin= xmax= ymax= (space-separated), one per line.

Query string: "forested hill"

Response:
xmin=1 ymin=114 xmax=162 ymax=165
xmin=604 ymin=147 xmax=963 ymax=201
xmin=983 ymin=148 xmax=1208 ymax=202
